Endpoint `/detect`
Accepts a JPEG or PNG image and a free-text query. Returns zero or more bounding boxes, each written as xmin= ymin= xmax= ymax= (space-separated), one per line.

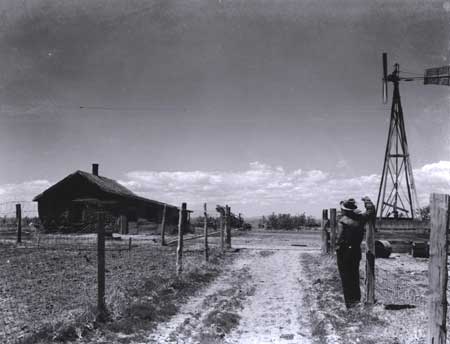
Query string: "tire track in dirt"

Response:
xmin=300 ymin=253 xmax=342 ymax=344
xmin=145 ymin=247 xmax=316 ymax=344
xmin=145 ymin=252 xmax=255 ymax=344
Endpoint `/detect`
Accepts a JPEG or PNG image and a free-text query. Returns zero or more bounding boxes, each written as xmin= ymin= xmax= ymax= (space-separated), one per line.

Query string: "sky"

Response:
xmin=0 ymin=0 xmax=449 ymax=217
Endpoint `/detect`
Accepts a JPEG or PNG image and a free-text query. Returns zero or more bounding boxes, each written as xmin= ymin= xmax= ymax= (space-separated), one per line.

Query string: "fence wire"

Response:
xmin=0 ymin=203 xmax=225 ymax=344
xmin=374 ymin=256 xmax=428 ymax=307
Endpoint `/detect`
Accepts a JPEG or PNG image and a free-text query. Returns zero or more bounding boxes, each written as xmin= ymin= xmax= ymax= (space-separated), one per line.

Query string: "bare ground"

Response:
xmin=0 ymin=235 xmax=234 ymax=344
xmin=144 ymin=231 xmax=320 ymax=344
xmin=145 ymin=249 xmax=314 ymax=344
xmin=2 ymin=230 xmax=440 ymax=343
xmin=142 ymin=231 xmax=436 ymax=344
xmin=300 ymin=251 xmax=430 ymax=344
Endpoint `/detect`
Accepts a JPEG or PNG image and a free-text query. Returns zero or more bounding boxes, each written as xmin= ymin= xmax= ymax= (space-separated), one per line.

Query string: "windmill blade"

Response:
xmin=382 ymin=52 xmax=388 ymax=103
xmin=382 ymin=78 xmax=388 ymax=103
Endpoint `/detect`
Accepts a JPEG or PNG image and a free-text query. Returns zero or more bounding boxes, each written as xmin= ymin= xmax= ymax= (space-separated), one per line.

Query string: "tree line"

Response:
xmin=259 ymin=213 xmax=319 ymax=230
xmin=191 ymin=211 xmax=247 ymax=229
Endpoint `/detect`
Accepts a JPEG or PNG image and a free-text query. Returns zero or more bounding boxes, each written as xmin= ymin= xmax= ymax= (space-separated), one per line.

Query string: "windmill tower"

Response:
xmin=376 ymin=53 xmax=420 ymax=219
xmin=376 ymin=53 xmax=450 ymax=219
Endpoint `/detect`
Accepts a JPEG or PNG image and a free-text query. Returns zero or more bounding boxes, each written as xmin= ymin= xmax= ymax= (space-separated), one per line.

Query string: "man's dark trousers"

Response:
xmin=337 ymin=246 xmax=361 ymax=308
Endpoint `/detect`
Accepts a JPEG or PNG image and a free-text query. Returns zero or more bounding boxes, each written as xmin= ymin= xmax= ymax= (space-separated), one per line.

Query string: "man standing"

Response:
xmin=336 ymin=197 xmax=375 ymax=309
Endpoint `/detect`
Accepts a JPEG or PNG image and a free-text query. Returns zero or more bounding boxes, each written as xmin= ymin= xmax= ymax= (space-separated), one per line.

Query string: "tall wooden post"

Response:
xmin=321 ymin=209 xmax=329 ymax=254
xmin=220 ymin=212 xmax=225 ymax=251
xmin=176 ymin=203 xmax=187 ymax=275
xmin=97 ymin=212 xmax=107 ymax=322
xmin=225 ymin=205 xmax=231 ymax=249
xmin=204 ymin=203 xmax=209 ymax=262
xmin=365 ymin=214 xmax=376 ymax=305
xmin=160 ymin=204 xmax=167 ymax=246
xmin=120 ymin=215 xmax=128 ymax=235
xmin=427 ymin=193 xmax=449 ymax=344
xmin=329 ymin=208 xmax=337 ymax=255
xmin=16 ymin=204 xmax=22 ymax=244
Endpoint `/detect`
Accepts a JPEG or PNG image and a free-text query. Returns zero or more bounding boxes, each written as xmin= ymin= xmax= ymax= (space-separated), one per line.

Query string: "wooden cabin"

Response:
xmin=33 ymin=164 xmax=183 ymax=233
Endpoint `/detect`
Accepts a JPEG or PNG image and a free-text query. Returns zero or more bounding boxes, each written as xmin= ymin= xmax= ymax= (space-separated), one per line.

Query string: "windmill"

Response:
xmin=376 ymin=53 xmax=450 ymax=219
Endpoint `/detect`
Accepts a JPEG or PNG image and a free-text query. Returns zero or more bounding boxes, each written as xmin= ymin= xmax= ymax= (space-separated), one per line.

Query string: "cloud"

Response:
xmin=336 ymin=159 xmax=349 ymax=169
xmin=414 ymin=161 xmax=450 ymax=205
xmin=2 ymin=161 xmax=450 ymax=217
xmin=0 ymin=180 xmax=51 ymax=199
xmin=119 ymin=161 xmax=450 ymax=216
xmin=444 ymin=1 xmax=450 ymax=12
xmin=120 ymin=162 xmax=331 ymax=212
xmin=0 ymin=180 xmax=51 ymax=216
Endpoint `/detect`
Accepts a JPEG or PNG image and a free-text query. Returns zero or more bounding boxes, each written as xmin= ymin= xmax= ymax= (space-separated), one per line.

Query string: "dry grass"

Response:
xmin=301 ymin=252 xmax=432 ymax=344
xmin=0 ymin=239 xmax=234 ymax=344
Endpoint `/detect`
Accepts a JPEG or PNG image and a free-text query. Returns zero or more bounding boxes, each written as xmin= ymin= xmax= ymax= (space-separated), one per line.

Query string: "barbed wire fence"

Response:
xmin=0 ymin=201 xmax=129 ymax=343
xmin=0 ymin=200 xmax=238 ymax=344
xmin=0 ymin=201 xmax=38 ymax=245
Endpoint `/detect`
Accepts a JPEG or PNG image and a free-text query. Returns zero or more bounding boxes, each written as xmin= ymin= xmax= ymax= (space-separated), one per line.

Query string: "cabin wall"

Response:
xmin=36 ymin=176 xmax=180 ymax=233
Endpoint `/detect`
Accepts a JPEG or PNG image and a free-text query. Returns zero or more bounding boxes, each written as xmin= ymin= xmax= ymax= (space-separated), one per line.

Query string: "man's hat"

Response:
xmin=340 ymin=198 xmax=358 ymax=212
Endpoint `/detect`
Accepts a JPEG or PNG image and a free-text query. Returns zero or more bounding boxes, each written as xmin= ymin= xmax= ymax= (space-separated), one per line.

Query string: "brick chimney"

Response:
xmin=92 ymin=163 xmax=99 ymax=176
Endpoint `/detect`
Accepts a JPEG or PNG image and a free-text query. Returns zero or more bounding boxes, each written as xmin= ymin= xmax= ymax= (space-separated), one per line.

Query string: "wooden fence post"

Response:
xmin=329 ymin=208 xmax=337 ymax=255
xmin=176 ymin=203 xmax=187 ymax=275
xmin=225 ymin=205 xmax=231 ymax=249
xmin=321 ymin=209 xmax=329 ymax=254
xmin=97 ymin=212 xmax=107 ymax=322
xmin=427 ymin=193 xmax=450 ymax=344
xmin=120 ymin=215 xmax=128 ymax=235
xmin=204 ymin=203 xmax=209 ymax=262
xmin=220 ymin=211 xmax=225 ymax=252
xmin=365 ymin=213 xmax=376 ymax=305
xmin=16 ymin=204 xmax=22 ymax=244
xmin=161 ymin=204 xmax=167 ymax=246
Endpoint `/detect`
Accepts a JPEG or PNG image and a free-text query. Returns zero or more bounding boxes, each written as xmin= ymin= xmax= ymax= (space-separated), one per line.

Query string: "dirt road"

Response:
xmin=146 ymin=231 xmax=320 ymax=344
xmin=224 ymin=249 xmax=312 ymax=344
xmin=144 ymin=230 xmax=434 ymax=344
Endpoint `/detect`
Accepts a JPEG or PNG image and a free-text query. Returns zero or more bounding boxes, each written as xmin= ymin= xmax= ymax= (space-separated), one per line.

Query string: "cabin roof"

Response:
xmin=33 ymin=170 xmax=181 ymax=210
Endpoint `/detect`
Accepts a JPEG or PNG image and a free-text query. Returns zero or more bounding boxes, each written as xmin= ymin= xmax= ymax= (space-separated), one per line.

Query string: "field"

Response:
xmin=0 ymin=232 xmax=235 ymax=344
xmin=0 ymin=229 xmax=445 ymax=343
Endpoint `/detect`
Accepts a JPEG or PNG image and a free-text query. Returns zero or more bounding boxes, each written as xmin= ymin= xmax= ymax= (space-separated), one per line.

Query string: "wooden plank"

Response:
xmin=365 ymin=214 xmax=376 ymax=305
xmin=176 ymin=203 xmax=187 ymax=275
xmin=160 ymin=204 xmax=167 ymax=246
xmin=329 ymin=208 xmax=337 ymax=254
xmin=427 ymin=193 xmax=449 ymax=344
xmin=206 ymin=230 xmax=222 ymax=237
xmin=204 ymin=203 xmax=209 ymax=262
xmin=166 ymin=230 xmax=222 ymax=246
xmin=376 ymin=218 xmax=430 ymax=230
xmin=375 ymin=229 xmax=429 ymax=240
xmin=321 ymin=209 xmax=328 ymax=254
